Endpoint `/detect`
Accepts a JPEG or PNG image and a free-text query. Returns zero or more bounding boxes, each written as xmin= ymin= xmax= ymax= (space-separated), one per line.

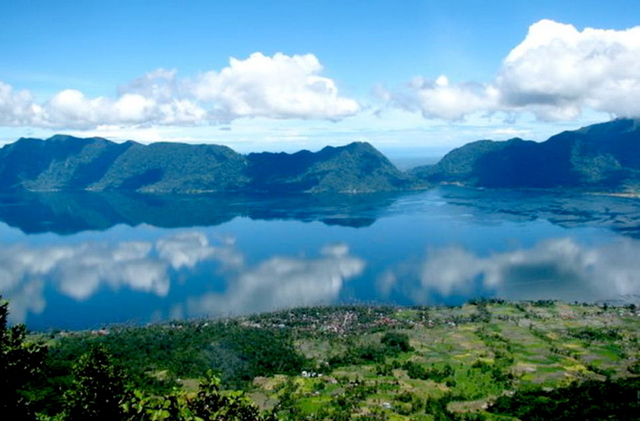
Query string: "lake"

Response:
xmin=2 ymin=186 xmax=640 ymax=330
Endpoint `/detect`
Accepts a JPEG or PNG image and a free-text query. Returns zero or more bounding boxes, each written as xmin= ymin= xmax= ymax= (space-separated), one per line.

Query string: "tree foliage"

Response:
xmin=3 ymin=298 xmax=640 ymax=420
xmin=122 ymin=371 xmax=276 ymax=421
xmin=489 ymin=378 xmax=640 ymax=420
xmin=0 ymin=297 xmax=47 ymax=420
xmin=380 ymin=332 xmax=412 ymax=353
xmin=63 ymin=346 xmax=128 ymax=421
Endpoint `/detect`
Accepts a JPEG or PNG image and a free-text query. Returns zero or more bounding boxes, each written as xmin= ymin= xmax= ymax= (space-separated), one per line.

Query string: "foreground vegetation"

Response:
xmin=3 ymin=297 xmax=640 ymax=420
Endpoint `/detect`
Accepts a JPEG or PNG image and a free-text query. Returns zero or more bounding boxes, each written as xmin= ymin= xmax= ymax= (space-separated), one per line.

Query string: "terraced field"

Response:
xmin=243 ymin=301 xmax=640 ymax=419
xmin=13 ymin=300 xmax=640 ymax=420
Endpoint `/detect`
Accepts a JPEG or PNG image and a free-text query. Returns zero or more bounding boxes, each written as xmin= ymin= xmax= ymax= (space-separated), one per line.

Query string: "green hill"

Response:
xmin=0 ymin=136 xmax=419 ymax=194
xmin=412 ymin=118 xmax=640 ymax=192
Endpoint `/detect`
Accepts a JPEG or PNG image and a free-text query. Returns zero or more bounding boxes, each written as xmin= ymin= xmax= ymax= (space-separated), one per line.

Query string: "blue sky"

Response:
xmin=2 ymin=0 xmax=640 ymax=156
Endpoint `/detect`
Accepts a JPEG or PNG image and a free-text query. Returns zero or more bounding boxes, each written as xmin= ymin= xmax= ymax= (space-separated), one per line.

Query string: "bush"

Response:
xmin=380 ymin=332 xmax=413 ymax=352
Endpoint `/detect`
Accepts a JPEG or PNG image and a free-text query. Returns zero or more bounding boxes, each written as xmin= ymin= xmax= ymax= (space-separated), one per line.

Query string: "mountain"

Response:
xmin=0 ymin=135 xmax=133 ymax=191
xmin=8 ymin=118 xmax=635 ymax=195
xmin=247 ymin=142 xmax=413 ymax=193
xmin=88 ymin=141 xmax=248 ymax=193
xmin=411 ymin=118 xmax=640 ymax=191
xmin=0 ymin=136 xmax=418 ymax=194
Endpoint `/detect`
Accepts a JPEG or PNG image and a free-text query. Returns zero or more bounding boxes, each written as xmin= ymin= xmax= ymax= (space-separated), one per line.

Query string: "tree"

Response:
xmin=191 ymin=370 xmax=275 ymax=421
xmin=121 ymin=370 xmax=277 ymax=421
xmin=0 ymin=296 xmax=47 ymax=420
xmin=63 ymin=346 xmax=128 ymax=421
xmin=380 ymin=332 xmax=413 ymax=353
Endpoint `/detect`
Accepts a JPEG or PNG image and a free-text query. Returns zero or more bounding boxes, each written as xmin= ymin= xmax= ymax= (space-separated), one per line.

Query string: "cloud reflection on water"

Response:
xmin=391 ymin=237 xmax=640 ymax=304
xmin=0 ymin=231 xmax=364 ymax=325
xmin=7 ymin=226 xmax=640 ymax=327
xmin=0 ymin=232 xmax=219 ymax=323
xmin=184 ymin=243 xmax=365 ymax=318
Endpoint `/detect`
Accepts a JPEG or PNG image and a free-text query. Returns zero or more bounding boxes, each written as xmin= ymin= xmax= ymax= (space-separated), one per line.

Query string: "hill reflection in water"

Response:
xmin=1 ymin=187 xmax=640 ymax=330
xmin=0 ymin=191 xmax=397 ymax=234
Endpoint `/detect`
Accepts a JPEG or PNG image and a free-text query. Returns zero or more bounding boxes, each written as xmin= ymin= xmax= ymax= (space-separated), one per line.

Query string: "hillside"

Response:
xmin=7 ymin=299 xmax=640 ymax=420
xmin=247 ymin=142 xmax=413 ymax=194
xmin=411 ymin=118 xmax=640 ymax=191
xmin=0 ymin=136 xmax=418 ymax=194
xmin=6 ymin=118 xmax=640 ymax=194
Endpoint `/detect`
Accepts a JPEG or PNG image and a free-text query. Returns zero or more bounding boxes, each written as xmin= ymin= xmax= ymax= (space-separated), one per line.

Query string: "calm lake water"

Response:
xmin=2 ymin=186 xmax=640 ymax=330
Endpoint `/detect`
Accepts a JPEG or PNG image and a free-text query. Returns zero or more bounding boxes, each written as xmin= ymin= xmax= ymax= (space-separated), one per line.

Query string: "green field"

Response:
xmin=4 ymin=299 xmax=640 ymax=420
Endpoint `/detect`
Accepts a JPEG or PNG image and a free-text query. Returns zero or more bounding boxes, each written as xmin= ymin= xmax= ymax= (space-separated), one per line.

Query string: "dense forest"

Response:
xmin=0 ymin=137 xmax=416 ymax=194
xmin=411 ymin=118 xmax=640 ymax=192
xmin=2 ymin=296 xmax=639 ymax=420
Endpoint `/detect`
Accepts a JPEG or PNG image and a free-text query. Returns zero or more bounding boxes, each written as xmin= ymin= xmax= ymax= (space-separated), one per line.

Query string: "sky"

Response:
xmin=2 ymin=0 xmax=640 ymax=157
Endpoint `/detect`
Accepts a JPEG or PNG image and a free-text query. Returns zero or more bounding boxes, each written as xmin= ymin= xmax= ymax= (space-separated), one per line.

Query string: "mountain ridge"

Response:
xmin=5 ymin=118 xmax=640 ymax=194
xmin=0 ymin=136 xmax=418 ymax=194
xmin=411 ymin=118 xmax=640 ymax=192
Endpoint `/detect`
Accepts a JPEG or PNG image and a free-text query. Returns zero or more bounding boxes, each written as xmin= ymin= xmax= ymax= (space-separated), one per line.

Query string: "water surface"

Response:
xmin=2 ymin=187 xmax=640 ymax=330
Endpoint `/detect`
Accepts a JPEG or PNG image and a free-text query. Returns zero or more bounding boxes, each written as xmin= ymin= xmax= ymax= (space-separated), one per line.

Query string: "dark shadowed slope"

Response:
xmin=411 ymin=118 xmax=640 ymax=191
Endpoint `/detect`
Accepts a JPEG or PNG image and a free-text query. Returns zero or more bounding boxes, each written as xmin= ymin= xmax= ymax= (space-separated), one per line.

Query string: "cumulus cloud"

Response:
xmin=498 ymin=20 xmax=640 ymax=120
xmin=42 ymin=80 xmax=205 ymax=129
xmin=388 ymin=19 xmax=640 ymax=121
xmin=0 ymin=53 xmax=358 ymax=130
xmin=0 ymin=82 xmax=45 ymax=126
xmin=389 ymin=76 xmax=499 ymax=121
xmin=191 ymin=52 xmax=360 ymax=121
xmin=55 ymin=242 xmax=169 ymax=300
xmin=119 ymin=68 xmax=180 ymax=101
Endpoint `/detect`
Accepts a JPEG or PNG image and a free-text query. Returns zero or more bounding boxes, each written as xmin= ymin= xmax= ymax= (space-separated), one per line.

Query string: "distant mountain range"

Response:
xmin=0 ymin=136 xmax=417 ymax=194
xmin=2 ymin=118 xmax=640 ymax=194
xmin=411 ymin=118 xmax=640 ymax=192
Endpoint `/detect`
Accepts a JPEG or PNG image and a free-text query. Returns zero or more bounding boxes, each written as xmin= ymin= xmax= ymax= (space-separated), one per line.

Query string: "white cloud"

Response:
xmin=498 ymin=19 xmax=640 ymax=120
xmin=391 ymin=76 xmax=499 ymax=120
xmin=191 ymin=52 xmax=360 ymax=121
xmin=0 ymin=82 xmax=45 ymax=126
xmin=112 ymin=93 xmax=157 ymax=123
xmin=490 ymin=127 xmax=531 ymax=138
xmin=420 ymin=246 xmax=486 ymax=296
xmin=118 ymin=68 xmax=179 ymax=101
xmin=0 ymin=279 xmax=46 ymax=327
xmin=0 ymin=53 xmax=358 ymax=130
xmin=388 ymin=20 xmax=640 ymax=122
xmin=43 ymin=86 xmax=205 ymax=129
xmin=46 ymin=89 xmax=110 ymax=127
